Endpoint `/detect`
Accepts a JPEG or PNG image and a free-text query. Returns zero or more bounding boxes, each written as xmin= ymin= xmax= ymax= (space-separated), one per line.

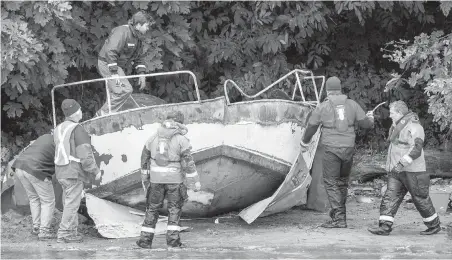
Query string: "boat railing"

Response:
xmin=223 ymin=69 xmax=325 ymax=106
xmin=51 ymin=70 xmax=200 ymax=128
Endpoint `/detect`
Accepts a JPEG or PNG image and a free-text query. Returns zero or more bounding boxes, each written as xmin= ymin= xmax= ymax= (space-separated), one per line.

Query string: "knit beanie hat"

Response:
xmin=167 ymin=111 xmax=184 ymax=124
xmin=61 ymin=99 xmax=81 ymax=117
xmin=325 ymin=76 xmax=342 ymax=91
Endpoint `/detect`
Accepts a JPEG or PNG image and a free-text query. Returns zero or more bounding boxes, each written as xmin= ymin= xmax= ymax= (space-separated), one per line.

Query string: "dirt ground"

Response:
xmin=2 ymin=190 xmax=452 ymax=259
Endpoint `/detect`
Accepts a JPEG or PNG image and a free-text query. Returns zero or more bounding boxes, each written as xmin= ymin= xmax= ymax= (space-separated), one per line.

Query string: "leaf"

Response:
xmin=440 ymin=1 xmax=452 ymax=17
xmin=3 ymin=102 xmax=24 ymax=118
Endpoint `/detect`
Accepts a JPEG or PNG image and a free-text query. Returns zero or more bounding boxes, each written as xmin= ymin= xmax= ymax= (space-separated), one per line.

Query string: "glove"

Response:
xmin=390 ymin=162 xmax=404 ymax=174
xmin=366 ymin=111 xmax=375 ymax=121
xmin=194 ymin=181 xmax=201 ymax=192
xmin=111 ymin=74 xmax=120 ymax=85
xmin=141 ymin=169 xmax=150 ymax=181
xmin=95 ymin=171 xmax=102 ymax=181
xmin=300 ymin=140 xmax=309 ymax=153
xmin=138 ymin=76 xmax=147 ymax=90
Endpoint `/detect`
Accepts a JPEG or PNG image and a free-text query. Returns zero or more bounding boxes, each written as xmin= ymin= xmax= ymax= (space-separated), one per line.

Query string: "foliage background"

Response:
xmin=2 ymin=1 xmax=452 ymax=165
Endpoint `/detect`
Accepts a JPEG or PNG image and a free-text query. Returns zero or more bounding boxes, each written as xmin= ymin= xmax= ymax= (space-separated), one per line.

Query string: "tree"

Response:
xmin=383 ymin=31 xmax=452 ymax=132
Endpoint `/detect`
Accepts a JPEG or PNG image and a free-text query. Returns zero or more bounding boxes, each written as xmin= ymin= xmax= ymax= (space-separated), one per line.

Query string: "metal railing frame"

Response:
xmin=51 ymin=71 xmax=200 ymax=128
xmin=223 ymin=69 xmax=325 ymax=105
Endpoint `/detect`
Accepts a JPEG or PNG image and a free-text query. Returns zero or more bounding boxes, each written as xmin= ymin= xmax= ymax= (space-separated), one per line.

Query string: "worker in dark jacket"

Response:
xmin=96 ymin=11 xmax=153 ymax=116
xmin=54 ymin=99 xmax=101 ymax=243
xmin=301 ymin=76 xmax=374 ymax=228
xmin=12 ymin=134 xmax=56 ymax=240
xmin=136 ymin=111 xmax=201 ymax=249
xmin=368 ymin=101 xmax=441 ymax=236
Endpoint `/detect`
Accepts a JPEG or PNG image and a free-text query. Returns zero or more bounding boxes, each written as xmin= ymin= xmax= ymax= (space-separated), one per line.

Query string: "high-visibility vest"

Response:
xmin=148 ymin=134 xmax=184 ymax=184
xmin=54 ymin=121 xmax=80 ymax=166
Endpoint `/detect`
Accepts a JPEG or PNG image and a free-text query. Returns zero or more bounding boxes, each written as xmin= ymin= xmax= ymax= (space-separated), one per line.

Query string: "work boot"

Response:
xmin=31 ymin=227 xmax=40 ymax=235
xmin=136 ymin=239 xmax=152 ymax=249
xmin=38 ymin=232 xmax=56 ymax=241
xmin=320 ymin=220 xmax=347 ymax=228
xmin=368 ymin=224 xmax=392 ymax=236
xmin=136 ymin=231 xmax=154 ymax=249
xmin=420 ymin=226 xmax=441 ymax=235
xmin=57 ymin=234 xmax=83 ymax=243
xmin=168 ymin=243 xmax=186 ymax=250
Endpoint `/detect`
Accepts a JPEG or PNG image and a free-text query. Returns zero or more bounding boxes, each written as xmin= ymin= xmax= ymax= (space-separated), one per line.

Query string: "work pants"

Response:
xmin=15 ymin=169 xmax=55 ymax=234
xmin=97 ymin=59 xmax=133 ymax=115
xmin=139 ymin=183 xmax=187 ymax=247
xmin=322 ymin=146 xmax=354 ymax=222
xmin=378 ymin=171 xmax=439 ymax=228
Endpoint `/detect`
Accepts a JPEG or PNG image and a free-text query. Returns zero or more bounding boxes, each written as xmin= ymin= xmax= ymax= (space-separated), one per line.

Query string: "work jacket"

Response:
xmin=12 ymin=134 xmax=55 ymax=181
xmin=386 ymin=112 xmax=426 ymax=172
xmin=54 ymin=120 xmax=100 ymax=183
xmin=303 ymin=94 xmax=374 ymax=147
xmin=141 ymin=120 xmax=200 ymax=186
xmin=98 ymin=24 xmax=147 ymax=75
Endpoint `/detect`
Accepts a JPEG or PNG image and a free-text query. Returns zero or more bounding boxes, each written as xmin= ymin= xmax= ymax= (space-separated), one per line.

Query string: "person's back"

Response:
xmin=12 ymin=133 xmax=56 ymax=240
xmin=13 ymin=134 xmax=55 ymax=181
xmin=301 ymin=76 xmax=374 ymax=228
xmin=137 ymin=111 xmax=201 ymax=249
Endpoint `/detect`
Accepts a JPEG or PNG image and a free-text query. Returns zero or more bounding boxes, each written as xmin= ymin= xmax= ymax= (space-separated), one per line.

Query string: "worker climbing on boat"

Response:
xmin=368 ymin=100 xmax=441 ymax=236
xmin=300 ymin=76 xmax=375 ymax=228
xmin=137 ymin=111 xmax=201 ymax=249
xmin=96 ymin=11 xmax=154 ymax=117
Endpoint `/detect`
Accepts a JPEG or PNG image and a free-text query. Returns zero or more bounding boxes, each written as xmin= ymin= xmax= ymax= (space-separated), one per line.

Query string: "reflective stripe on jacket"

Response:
xmin=386 ymin=116 xmax=426 ymax=172
xmin=54 ymin=121 xmax=79 ymax=166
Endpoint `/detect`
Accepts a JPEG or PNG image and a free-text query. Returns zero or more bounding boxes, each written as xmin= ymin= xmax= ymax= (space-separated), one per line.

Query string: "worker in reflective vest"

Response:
xmin=136 ymin=111 xmax=201 ymax=249
xmin=368 ymin=101 xmax=440 ymax=236
xmin=54 ymin=99 xmax=101 ymax=243
xmin=96 ymin=11 xmax=154 ymax=116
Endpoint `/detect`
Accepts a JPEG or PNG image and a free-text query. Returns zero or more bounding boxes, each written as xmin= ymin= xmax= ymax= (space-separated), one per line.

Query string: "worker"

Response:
xmin=300 ymin=76 xmax=374 ymax=228
xmin=96 ymin=11 xmax=153 ymax=116
xmin=54 ymin=99 xmax=101 ymax=243
xmin=136 ymin=111 xmax=201 ymax=249
xmin=368 ymin=100 xmax=441 ymax=236
xmin=11 ymin=133 xmax=56 ymax=240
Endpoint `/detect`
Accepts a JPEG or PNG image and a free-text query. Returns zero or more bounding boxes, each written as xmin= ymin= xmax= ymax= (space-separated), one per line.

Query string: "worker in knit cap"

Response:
xmin=300 ymin=76 xmax=375 ymax=228
xmin=54 ymin=99 xmax=101 ymax=243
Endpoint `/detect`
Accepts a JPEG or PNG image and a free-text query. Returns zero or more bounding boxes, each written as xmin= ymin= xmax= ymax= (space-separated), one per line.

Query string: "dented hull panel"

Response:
xmin=84 ymin=97 xmax=312 ymax=187
xmin=89 ymin=145 xmax=290 ymax=217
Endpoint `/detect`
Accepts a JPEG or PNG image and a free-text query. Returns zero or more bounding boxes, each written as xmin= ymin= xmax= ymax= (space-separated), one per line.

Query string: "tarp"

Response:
xmin=238 ymin=127 xmax=321 ymax=224
xmin=85 ymin=193 xmax=189 ymax=238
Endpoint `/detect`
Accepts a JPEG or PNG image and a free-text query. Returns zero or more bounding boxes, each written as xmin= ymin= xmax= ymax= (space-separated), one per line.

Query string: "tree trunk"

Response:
xmin=350 ymin=150 xmax=452 ymax=182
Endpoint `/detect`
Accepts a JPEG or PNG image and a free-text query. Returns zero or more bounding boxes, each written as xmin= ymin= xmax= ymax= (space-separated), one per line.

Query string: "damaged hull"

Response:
xmin=2 ymin=96 xmax=315 ymax=218
xmin=84 ymin=97 xmax=314 ymax=217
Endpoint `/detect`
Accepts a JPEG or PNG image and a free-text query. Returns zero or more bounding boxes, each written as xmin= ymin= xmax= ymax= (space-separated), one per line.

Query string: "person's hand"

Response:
xmin=141 ymin=169 xmax=149 ymax=181
xmin=111 ymin=74 xmax=120 ymax=85
xmin=194 ymin=182 xmax=201 ymax=192
xmin=300 ymin=140 xmax=309 ymax=153
xmin=138 ymin=76 xmax=147 ymax=90
xmin=95 ymin=171 xmax=102 ymax=181
xmin=366 ymin=110 xmax=375 ymax=118
xmin=390 ymin=162 xmax=404 ymax=174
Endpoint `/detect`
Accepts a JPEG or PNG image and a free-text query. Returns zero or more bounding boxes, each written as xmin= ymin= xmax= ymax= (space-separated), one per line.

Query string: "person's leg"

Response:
xmin=166 ymin=184 xmax=186 ymax=247
xmin=321 ymin=147 xmax=346 ymax=228
xmin=406 ymin=171 xmax=441 ymax=235
xmin=57 ymin=178 xmax=84 ymax=243
xmin=97 ymin=60 xmax=133 ymax=115
xmin=136 ymin=183 xmax=165 ymax=249
xmin=335 ymin=147 xmax=354 ymax=222
xmin=26 ymin=175 xmax=55 ymax=239
xmin=368 ymin=173 xmax=407 ymax=235
xmin=15 ymin=169 xmax=41 ymax=234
